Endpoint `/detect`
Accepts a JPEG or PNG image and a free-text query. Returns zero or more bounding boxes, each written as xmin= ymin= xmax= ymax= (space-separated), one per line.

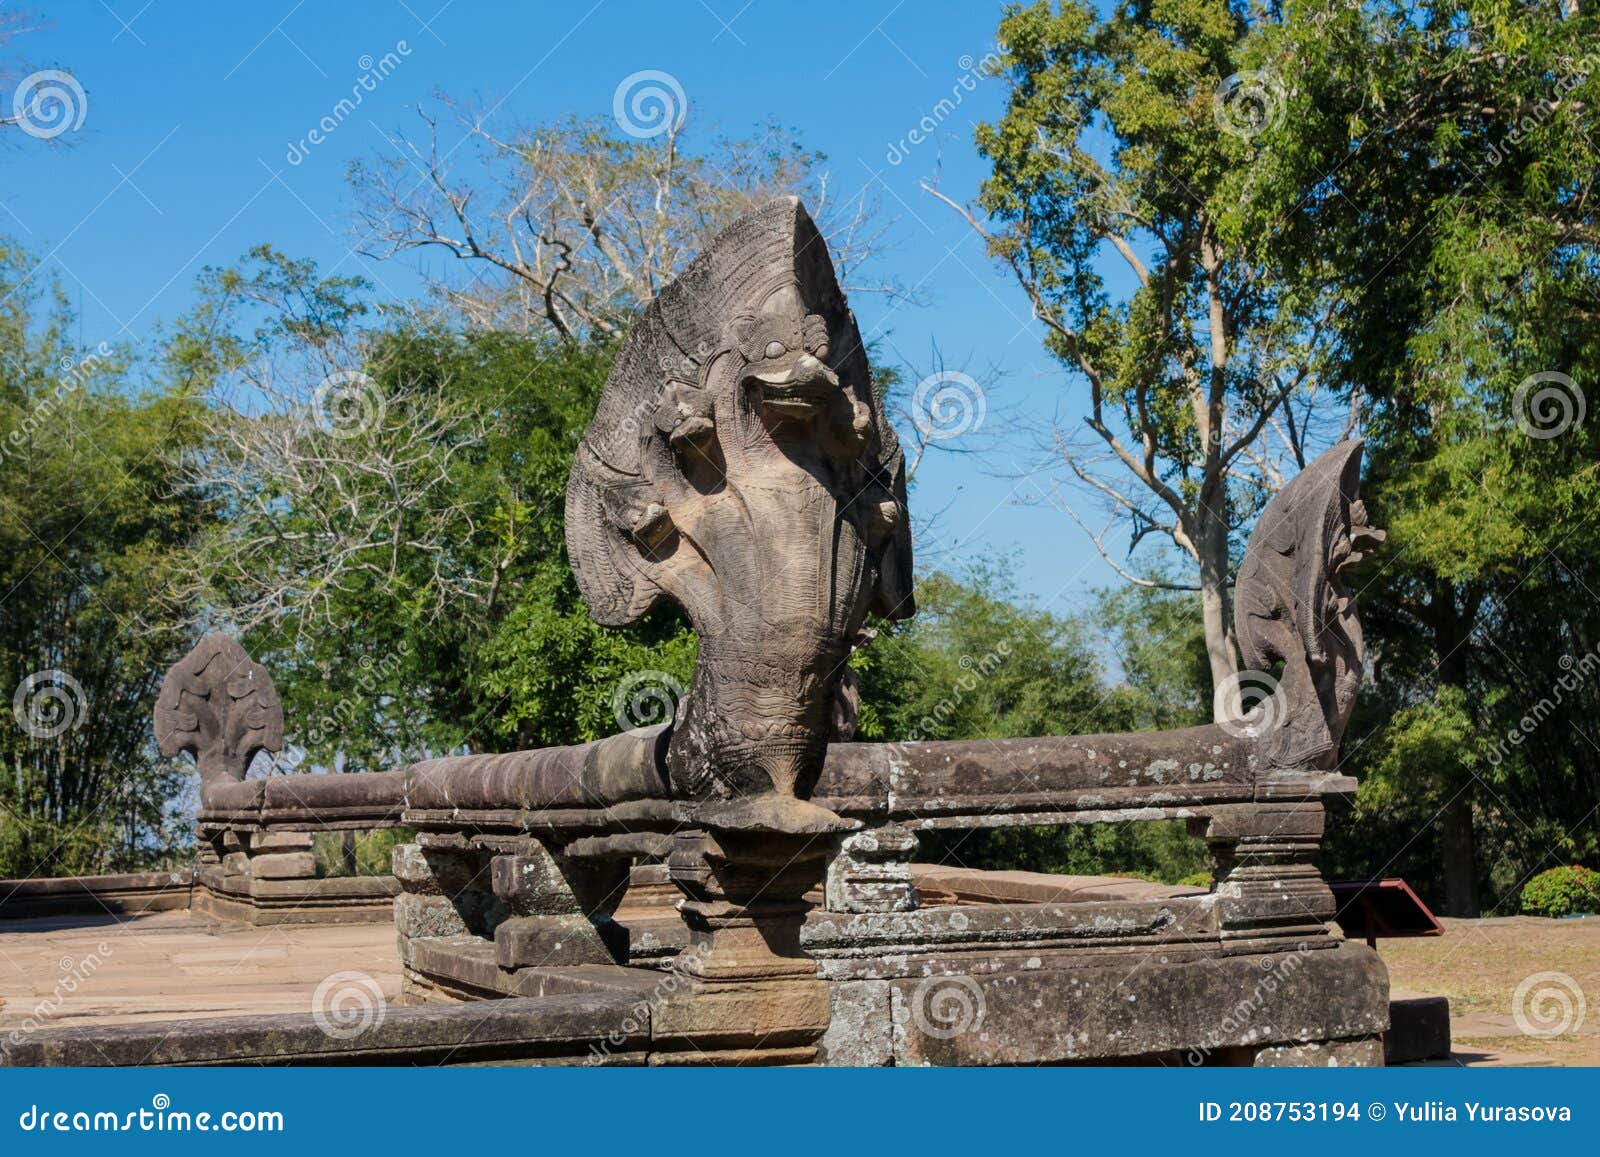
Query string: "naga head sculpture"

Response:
xmin=154 ymin=633 xmax=284 ymax=781
xmin=566 ymin=198 xmax=913 ymax=832
xmin=1234 ymin=439 xmax=1385 ymax=771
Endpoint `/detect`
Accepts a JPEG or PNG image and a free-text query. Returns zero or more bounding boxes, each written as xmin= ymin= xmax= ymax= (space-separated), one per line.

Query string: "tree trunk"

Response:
xmin=1438 ymin=794 xmax=1480 ymax=917
xmin=1432 ymin=581 xmax=1481 ymax=917
xmin=1197 ymin=486 xmax=1239 ymax=710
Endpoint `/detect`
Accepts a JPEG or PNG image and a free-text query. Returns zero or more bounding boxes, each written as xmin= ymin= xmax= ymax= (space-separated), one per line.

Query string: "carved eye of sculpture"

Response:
xmin=813 ymin=342 xmax=829 ymax=360
xmin=764 ymin=340 xmax=787 ymax=359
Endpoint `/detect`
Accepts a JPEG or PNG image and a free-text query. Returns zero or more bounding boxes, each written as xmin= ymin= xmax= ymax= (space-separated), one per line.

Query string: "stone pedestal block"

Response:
xmin=1201 ymin=800 xmax=1336 ymax=942
xmin=249 ymin=831 xmax=315 ymax=853
xmin=654 ymin=827 xmax=834 ymax=1063
xmin=825 ymin=823 xmax=919 ymax=913
xmin=249 ymin=852 xmax=316 ymax=880
xmin=488 ymin=840 xmax=630 ymax=968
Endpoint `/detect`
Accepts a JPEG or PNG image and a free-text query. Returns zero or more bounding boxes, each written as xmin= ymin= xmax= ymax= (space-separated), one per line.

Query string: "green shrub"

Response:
xmin=1178 ymin=870 xmax=1214 ymax=890
xmin=314 ymin=827 xmax=416 ymax=877
xmin=1520 ymin=865 xmax=1600 ymax=918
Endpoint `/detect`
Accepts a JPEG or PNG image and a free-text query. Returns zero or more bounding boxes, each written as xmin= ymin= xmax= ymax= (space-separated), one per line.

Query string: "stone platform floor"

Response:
xmin=1 ymin=907 xmax=1593 ymax=1066
xmin=0 ymin=910 xmax=401 ymax=1032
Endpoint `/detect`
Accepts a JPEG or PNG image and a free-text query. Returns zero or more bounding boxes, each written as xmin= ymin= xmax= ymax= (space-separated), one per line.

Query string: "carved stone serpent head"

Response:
xmin=566 ymin=199 xmax=913 ymax=830
xmin=155 ymin=633 xmax=284 ymax=781
xmin=1234 ymin=439 xmax=1386 ymax=770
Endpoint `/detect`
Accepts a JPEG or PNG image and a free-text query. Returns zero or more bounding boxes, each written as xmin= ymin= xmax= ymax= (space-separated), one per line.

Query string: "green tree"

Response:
xmin=1258 ymin=0 xmax=1600 ymax=914
xmin=179 ymin=249 xmax=695 ymax=768
xmin=0 ymin=240 xmax=209 ymax=877
xmin=938 ymin=0 xmax=1356 ymax=697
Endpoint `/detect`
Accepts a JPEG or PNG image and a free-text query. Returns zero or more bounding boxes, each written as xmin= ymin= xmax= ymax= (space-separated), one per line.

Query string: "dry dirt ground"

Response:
xmin=1382 ymin=915 xmax=1600 ymax=1066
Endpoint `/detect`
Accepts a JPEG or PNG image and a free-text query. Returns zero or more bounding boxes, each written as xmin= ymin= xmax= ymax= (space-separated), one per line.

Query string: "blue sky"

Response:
xmin=3 ymin=0 xmax=1130 ymax=615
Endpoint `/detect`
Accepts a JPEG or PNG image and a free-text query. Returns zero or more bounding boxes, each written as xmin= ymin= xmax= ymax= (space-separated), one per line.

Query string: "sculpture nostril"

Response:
xmin=794 ymin=353 xmax=838 ymax=388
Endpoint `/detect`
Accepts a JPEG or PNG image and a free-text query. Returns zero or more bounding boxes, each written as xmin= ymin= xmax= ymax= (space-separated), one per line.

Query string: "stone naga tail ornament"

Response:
xmin=567 ymin=198 xmax=913 ymax=833
xmin=1233 ymin=439 xmax=1386 ymax=771
xmin=154 ymin=633 xmax=284 ymax=780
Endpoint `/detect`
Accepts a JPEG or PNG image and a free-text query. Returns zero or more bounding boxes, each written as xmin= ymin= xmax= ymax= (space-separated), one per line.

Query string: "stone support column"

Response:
xmin=653 ymin=829 xmax=833 ymax=1064
xmin=1200 ymin=799 xmax=1336 ymax=945
xmin=489 ymin=839 xmax=630 ymax=968
xmin=245 ymin=830 xmax=316 ymax=880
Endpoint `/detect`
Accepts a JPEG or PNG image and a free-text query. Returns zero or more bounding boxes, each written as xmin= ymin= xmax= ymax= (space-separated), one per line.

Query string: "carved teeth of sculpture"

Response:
xmin=747 ymin=352 xmax=839 ymax=416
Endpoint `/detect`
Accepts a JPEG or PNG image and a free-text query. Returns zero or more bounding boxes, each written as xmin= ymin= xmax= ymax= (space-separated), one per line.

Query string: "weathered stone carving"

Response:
xmin=380 ymin=228 xmax=1389 ymax=1066
xmin=566 ymin=198 xmax=912 ymax=832
xmin=154 ymin=633 xmax=284 ymax=782
xmin=1234 ymin=439 xmax=1385 ymax=770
